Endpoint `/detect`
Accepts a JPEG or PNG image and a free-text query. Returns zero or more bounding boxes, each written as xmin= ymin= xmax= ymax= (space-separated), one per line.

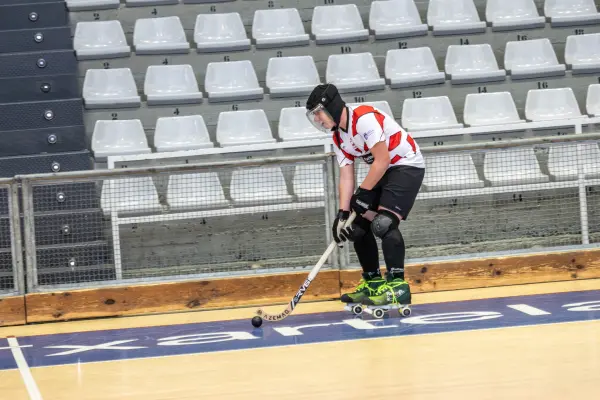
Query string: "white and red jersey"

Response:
xmin=332 ymin=105 xmax=425 ymax=169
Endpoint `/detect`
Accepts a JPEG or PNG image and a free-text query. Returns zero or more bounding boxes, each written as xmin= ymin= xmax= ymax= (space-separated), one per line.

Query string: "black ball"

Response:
xmin=251 ymin=315 xmax=263 ymax=328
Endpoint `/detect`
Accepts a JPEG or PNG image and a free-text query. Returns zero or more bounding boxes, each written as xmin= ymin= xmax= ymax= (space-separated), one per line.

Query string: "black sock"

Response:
xmin=382 ymin=229 xmax=405 ymax=280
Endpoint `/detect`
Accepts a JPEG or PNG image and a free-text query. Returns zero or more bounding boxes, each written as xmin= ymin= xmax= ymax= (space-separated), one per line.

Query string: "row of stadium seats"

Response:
xmin=91 ymin=86 xmax=600 ymax=159
xmin=74 ymin=12 xmax=600 ymax=59
xmin=68 ymin=0 xmax=600 ymax=33
xmin=82 ymin=35 xmax=598 ymax=107
xmin=101 ymin=142 xmax=600 ymax=215
xmin=101 ymin=165 xmax=323 ymax=214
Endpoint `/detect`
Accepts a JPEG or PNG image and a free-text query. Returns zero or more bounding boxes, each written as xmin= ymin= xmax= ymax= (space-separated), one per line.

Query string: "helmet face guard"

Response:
xmin=306 ymin=103 xmax=336 ymax=133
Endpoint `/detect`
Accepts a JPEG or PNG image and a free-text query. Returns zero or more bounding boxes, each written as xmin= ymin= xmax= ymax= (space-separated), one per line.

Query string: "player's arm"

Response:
xmin=338 ymin=164 xmax=355 ymax=211
xmin=359 ymin=141 xmax=389 ymax=190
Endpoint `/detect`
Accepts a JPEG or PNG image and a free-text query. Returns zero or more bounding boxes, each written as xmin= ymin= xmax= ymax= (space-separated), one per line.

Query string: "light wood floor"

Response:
xmin=1 ymin=279 xmax=600 ymax=400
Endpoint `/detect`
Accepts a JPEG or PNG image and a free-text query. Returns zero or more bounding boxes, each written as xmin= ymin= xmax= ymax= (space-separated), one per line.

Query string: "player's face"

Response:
xmin=306 ymin=103 xmax=336 ymax=133
xmin=314 ymin=110 xmax=335 ymax=130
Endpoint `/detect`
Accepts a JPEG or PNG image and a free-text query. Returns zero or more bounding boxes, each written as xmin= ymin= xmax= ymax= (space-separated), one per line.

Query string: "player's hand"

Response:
xmin=332 ymin=210 xmax=350 ymax=245
xmin=350 ymin=187 xmax=377 ymax=215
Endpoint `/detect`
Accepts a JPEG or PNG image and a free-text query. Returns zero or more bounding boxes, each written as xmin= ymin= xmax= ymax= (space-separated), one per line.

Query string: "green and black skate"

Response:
xmin=341 ymin=273 xmax=385 ymax=315
xmin=361 ymin=276 xmax=412 ymax=319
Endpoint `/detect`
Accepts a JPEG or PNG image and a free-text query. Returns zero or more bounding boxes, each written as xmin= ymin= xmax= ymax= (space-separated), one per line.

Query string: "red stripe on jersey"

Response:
xmin=351 ymin=105 xmax=384 ymax=137
xmin=406 ymin=134 xmax=417 ymax=153
xmin=388 ymin=132 xmax=401 ymax=151
xmin=390 ymin=154 xmax=401 ymax=164
xmin=332 ymin=132 xmax=341 ymax=147
xmin=363 ymin=143 xmax=369 ymax=152
xmin=332 ymin=131 xmax=355 ymax=161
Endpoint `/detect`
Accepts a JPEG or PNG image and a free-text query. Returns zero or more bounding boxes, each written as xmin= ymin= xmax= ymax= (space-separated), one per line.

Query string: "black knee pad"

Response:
xmin=371 ymin=210 xmax=399 ymax=240
xmin=346 ymin=214 xmax=372 ymax=242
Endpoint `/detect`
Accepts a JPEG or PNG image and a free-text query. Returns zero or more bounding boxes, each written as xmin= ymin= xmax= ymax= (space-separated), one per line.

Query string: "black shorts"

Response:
xmin=371 ymin=165 xmax=425 ymax=221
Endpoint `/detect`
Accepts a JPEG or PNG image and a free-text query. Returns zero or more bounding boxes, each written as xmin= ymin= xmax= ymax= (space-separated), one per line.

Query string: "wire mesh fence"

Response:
xmin=0 ymin=181 xmax=23 ymax=296
xmin=17 ymin=135 xmax=600 ymax=291
xmin=22 ymin=155 xmax=335 ymax=290
xmin=346 ymin=139 xmax=600 ymax=266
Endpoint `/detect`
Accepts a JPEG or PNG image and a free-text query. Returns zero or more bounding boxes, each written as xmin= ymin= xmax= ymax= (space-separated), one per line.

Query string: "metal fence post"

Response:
xmin=324 ymin=156 xmax=337 ymax=268
xmin=577 ymin=143 xmax=590 ymax=245
xmin=9 ymin=181 xmax=25 ymax=294
xmin=20 ymin=179 xmax=38 ymax=291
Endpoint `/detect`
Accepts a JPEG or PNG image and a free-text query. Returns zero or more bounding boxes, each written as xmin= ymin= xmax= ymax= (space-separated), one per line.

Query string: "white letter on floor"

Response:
xmin=507 ymin=304 xmax=551 ymax=315
xmin=401 ymin=311 xmax=503 ymax=325
xmin=46 ymin=339 xmax=146 ymax=357
xmin=158 ymin=332 xmax=259 ymax=346
xmin=343 ymin=319 xmax=398 ymax=330
xmin=562 ymin=300 xmax=600 ymax=312
xmin=274 ymin=323 xmax=343 ymax=337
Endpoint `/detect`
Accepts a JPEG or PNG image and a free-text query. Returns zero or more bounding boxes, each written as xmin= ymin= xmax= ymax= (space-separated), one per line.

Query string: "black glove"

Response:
xmin=332 ymin=210 xmax=350 ymax=244
xmin=350 ymin=187 xmax=377 ymax=215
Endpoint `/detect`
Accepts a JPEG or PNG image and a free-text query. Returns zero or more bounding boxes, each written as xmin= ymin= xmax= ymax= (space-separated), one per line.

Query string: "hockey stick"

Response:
xmin=255 ymin=211 xmax=357 ymax=322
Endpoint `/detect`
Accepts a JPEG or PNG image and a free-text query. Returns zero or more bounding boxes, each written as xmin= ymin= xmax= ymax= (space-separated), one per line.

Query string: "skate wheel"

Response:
xmin=352 ymin=304 xmax=363 ymax=315
xmin=401 ymin=307 xmax=411 ymax=317
xmin=373 ymin=308 xmax=385 ymax=319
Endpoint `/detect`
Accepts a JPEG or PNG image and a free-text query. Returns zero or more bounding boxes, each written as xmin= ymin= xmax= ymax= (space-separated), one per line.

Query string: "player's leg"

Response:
xmin=340 ymin=214 xmax=385 ymax=304
xmin=362 ymin=166 xmax=425 ymax=307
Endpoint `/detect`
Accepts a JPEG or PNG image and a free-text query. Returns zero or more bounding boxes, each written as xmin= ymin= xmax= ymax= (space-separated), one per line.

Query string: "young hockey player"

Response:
xmin=305 ymin=84 xmax=425 ymax=310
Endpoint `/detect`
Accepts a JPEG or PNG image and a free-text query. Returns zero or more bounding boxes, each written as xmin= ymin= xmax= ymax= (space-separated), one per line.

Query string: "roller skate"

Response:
xmin=361 ymin=275 xmax=412 ymax=319
xmin=341 ymin=272 xmax=385 ymax=316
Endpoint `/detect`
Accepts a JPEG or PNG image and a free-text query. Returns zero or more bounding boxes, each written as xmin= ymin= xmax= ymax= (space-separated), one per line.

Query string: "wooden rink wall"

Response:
xmin=2 ymin=247 xmax=600 ymax=327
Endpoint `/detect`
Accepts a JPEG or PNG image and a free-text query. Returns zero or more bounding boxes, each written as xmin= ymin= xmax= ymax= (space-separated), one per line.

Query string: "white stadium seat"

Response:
xmin=484 ymin=148 xmax=549 ymax=186
xmin=401 ymin=96 xmax=464 ymax=132
xmin=205 ymin=60 xmax=264 ymax=102
xmin=73 ymin=21 xmax=131 ymax=60
xmin=144 ymin=65 xmax=203 ymax=105
xmin=133 ymin=16 xmax=189 ymax=54
xmin=217 ymin=110 xmax=276 ymax=147
xmin=586 ymin=84 xmax=600 ymax=116
xmin=544 ymin=0 xmax=600 ymax=27
xmin=278 ymin=107 xmax=329 ymax=142
xmin=91 ymin=120 xmax=151 ymax=159
xmin=101 ymin=177 xmax=162 ymax=215
xmin=485 ymin=0 xmax=545 ymax=31
xmin=252 ymin=9 xmax=309 ymax=48
xmin=266 ymin=56 xmax=320 ymax=98
xmin=167 ymin=173 xmax=230 ymax=211
xmin=504 ymin=39 xmax=566 ymax=79
xmin=463 ymin=92 xmax=525 ymax=127
xmin=293 ymin=164 xmax=325 ymax=201
xmin=565 ymin=33 xmax=600 ymax=74
xmin=230 ymin=167 xmax=293 ymax=205
xmin=427 ymin=0 xmax=487 ymax=35
xmin=369 ymin=0 xmax=428 ymax=39
xmin=126 ymin=0 xmax=178 ymax=6
xmin=385 ymin=48 xmax=446 ymax=88
xmin=422 ymin=153 xmax=485 ymax=191
xmin=525 ymin=88 xmax=584 ymax=121
xmin=194 ymin=13 xmax=251 ymax=53
xmin=82 ymin=68 xmax=141 ymax=109
xmin=326 ymin=53 xmax=386 ymax=92
xmin=312 ymin=5 xmax=369 ymax=44
xmin=67 ymin=0 xmax=119 ymax=11
xmin=154 ymin=116 xmax=214 ymax=152
xmin=445 ymin=44 xmax=506 ymax=84
xmin=348 ymin=101 xmax=395 ymax=119
xmin=547 ymin=142 xmax=600 ymax=181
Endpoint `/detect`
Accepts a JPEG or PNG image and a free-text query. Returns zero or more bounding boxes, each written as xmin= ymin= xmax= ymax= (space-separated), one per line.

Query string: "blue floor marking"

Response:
xmin=0 ymin=290 xmax=598 ymax=371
